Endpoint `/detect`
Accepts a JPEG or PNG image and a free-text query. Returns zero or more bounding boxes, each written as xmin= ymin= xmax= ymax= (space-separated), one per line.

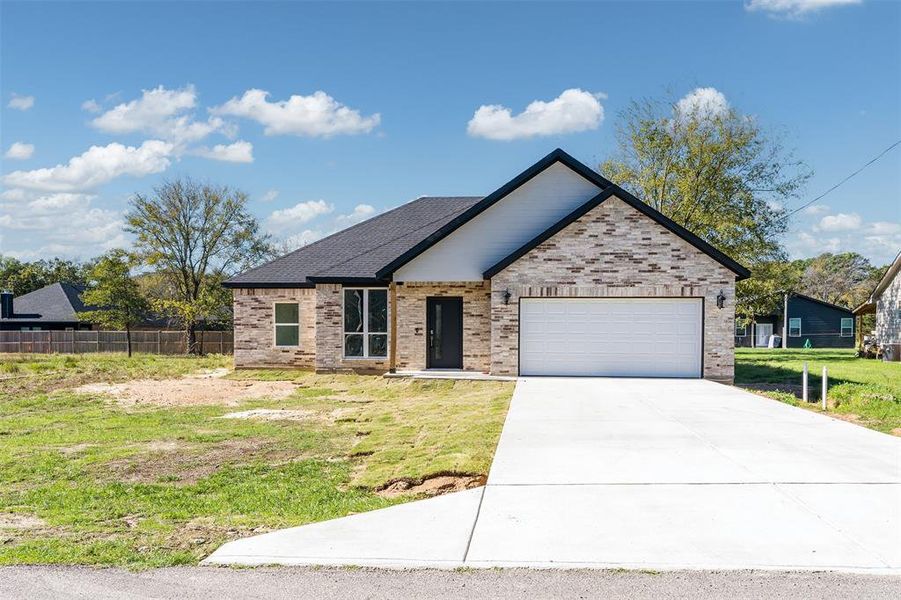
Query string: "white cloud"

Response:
xmin=4 ymin=142 xmax=34 ymax=160
xmin=266 ymin=200 xmax=334 ymax=232
xmin=192 ymin=140 xmax=254 ymax=163
xmin=259 ymin=189 xmax=279 ymax=203
xmin=745 ymin=0 xmax=861 ymax=18
xmin=675 ymin=87 xmax=729 ymax=121
xmin=2 ymin=140 xmax=174 ymax=192
xmin=91 ymin=85 xmax=231 ymax=146
xmin=0 ymin=190 xmax=127 ymax=259
xmin=467 ymin=89 xmax=604 ymax=141
xmin=785 ymin=212 xmax=901 ymax=265
xmin=815 ymin=212 xmax=862 ymax=232
xmin=334 ymin=203 xmax=375 ymax=227
xmin=802 ymin=204 xmax=830 ymax=216
xmin=81 ymin=99 xmax=102 ymax=113
xmin=212 ymin=89 xmax=380 ymax=137
xmin=8 ymin=93 xmax=34 ymax=111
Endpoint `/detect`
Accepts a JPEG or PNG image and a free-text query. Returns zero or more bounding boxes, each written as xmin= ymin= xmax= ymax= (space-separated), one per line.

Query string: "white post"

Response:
xmin=821 ymin=366 xmax=828 ymax=410
xmin=802 ymin=362 xmax=808 ymax=402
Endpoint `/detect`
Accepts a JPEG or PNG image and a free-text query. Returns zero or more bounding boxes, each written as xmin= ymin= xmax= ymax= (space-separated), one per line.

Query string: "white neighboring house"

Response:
xmin=854 ymin=250 xmax=901 ymax=360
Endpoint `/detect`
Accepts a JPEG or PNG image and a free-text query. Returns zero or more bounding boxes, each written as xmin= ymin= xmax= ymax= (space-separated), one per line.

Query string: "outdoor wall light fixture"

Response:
xmin=716 ymin=290 xmax=726 ymax=309
xmin=503 ymin=289 xmax=512 ymax=305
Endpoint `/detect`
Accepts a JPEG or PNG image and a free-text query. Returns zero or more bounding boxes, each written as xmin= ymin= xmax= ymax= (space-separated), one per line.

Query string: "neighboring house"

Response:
xmin=0 ymin=282 xmax=97 ymax=331
xmin=735 ymin=292 xmax=855 ymax=349
xmin=225 ymin=149 xmax=750 ymax=382
xmin=0 ymin=282 xmax=177 ymax=331
xmin=854 ymin=250 xmax=901 ymax=360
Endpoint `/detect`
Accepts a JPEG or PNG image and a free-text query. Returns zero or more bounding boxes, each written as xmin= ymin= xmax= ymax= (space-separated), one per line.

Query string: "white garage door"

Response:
xmin=519 ymin=298 xmax=702 ymax=378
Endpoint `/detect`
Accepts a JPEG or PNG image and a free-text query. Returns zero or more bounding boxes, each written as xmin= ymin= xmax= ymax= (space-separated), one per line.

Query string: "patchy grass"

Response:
xmin=736 ymin=348 xmax=901 ymax=434
xmin=0 ymin=353 xmax=513 ymax=568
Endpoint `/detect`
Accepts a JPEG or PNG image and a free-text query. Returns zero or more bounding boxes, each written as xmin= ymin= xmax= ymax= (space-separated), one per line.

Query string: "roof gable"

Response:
xmin=483 ymin=184 xmax=750 ymax=280
xmin=375 ymin=148 xmax=613 ymax=279
xmin=1 ymin=282 xmax=94 ymax=322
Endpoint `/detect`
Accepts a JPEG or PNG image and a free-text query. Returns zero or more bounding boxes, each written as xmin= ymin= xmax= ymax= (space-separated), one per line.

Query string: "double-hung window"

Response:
xmin=274 ymin=303 xmax=300 ymax=346
xmin=343 ymin=289 xmax=388 ymax=358
xmin=735 ymin=324 xmax=747 ymax=337
xmin=788 ymin=317 xmax=801 ymax=337
xmin=840 ymin=317 xmax=853 ymax=337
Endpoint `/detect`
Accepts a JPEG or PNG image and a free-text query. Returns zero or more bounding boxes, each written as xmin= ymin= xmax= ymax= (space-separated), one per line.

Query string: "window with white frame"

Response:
xmin=343 ymin=288 xmax=388 ymax=358
xmin=840 ymin=317 xmax=853 ymax=337
xmin=274 ymin=303 xmax=300 ymax=347
xmin=735 ymin=323 xmax=747 ymax=336
xmin=788 ymin=317 xmax=801 ymax=337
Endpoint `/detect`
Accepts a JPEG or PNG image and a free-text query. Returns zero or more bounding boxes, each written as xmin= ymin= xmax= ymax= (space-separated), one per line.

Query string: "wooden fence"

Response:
xmin=0 ymin=330 xmax=233 ymax=355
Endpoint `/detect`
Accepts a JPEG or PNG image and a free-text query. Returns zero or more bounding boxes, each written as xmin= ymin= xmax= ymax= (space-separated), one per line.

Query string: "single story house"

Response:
xmin=854 ymin=250 xmax=901 ymax=360
xmin=225 ymin=149 xmax=750 ymax=382
xmin=0 ymin=282 xmax=97 ymax=331
xmin=736 ymin=292 xmax=856 ymax=349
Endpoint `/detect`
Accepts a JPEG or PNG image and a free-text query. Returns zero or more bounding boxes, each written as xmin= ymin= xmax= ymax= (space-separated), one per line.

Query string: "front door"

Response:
xmin=755 ymin=323 xmax=773 ymax=347
xmin=426 ymin=297 xmax=463 ymax=369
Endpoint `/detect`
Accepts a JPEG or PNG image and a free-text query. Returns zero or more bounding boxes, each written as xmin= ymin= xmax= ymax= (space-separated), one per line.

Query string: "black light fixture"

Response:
xmin=716 ymin=290 xmax=726 ymax=309
xmin=502 ymin=289 xmax=512 ymax=305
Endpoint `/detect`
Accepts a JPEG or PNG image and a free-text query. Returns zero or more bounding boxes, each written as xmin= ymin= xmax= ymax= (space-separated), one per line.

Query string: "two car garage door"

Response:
xmin=519 ymin=298 xmax=703 ymax=378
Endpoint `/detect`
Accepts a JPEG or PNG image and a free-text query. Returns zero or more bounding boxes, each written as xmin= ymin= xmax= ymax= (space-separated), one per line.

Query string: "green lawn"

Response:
xmin=735 ymin=348 xmax=901 ymax=435
xmin=0 ymin=353 xmax=512 ymax=568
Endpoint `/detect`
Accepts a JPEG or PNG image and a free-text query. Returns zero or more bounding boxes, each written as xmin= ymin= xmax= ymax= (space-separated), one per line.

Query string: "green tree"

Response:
xmin=78 ymin=250 xmax=150 ymax=357
xmin=735 ymin=260 xmax=802 ymax=330
xmin=0 ymin=256 xmax=91 ymax=296
xmin=796 ymin=252 xmax=879 ymax=308
xmin=125 ymin=178 xmax=272 ymax=354
xmin=600 ymin=93 xmax=811 ymax=267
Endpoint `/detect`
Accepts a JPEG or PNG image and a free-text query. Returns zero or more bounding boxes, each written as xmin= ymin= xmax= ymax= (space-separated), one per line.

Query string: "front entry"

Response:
xmin=426 ymin=297 xmax=463 ymax=369
xmin=755 ymin=322 xmax=773 ymax=347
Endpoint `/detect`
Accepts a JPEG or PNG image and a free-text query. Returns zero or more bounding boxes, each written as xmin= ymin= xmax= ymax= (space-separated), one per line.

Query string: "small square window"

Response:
xmin=788 ymin=318 xmax=801 ymax=337
xmin=840 ymin=317 xmax=853 ymax=337
xmin=735 ymin=324 xmax=747 ymax=337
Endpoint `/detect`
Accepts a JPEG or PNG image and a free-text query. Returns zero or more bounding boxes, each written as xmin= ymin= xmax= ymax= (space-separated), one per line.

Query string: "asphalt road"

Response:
xmin=1 ymin=566 xmax=898 ymax=599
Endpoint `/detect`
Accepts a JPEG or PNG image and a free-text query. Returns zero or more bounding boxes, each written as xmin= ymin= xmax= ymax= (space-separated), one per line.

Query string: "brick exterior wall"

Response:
xmin=394 ymin=282 xmax=491 ymax=372
xmin=489 ymin=196 xmax=737 ymax=382
xmin=876 ymin=271 xmax=901 ymax=345
xmin=232 ymin=287 xmax=316 ymax=368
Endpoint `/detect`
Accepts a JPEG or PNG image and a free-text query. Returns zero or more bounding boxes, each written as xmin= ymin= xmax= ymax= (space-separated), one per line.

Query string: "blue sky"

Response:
xmin=2 ymin=0 xmax=899 ymax=264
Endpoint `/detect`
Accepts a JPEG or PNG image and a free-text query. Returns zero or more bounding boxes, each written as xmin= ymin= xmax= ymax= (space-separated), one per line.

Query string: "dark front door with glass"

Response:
xmin=426 ymin=297 xmax=463 ymax=369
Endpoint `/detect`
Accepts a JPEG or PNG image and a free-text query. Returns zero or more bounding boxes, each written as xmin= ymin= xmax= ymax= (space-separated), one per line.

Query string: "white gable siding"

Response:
xmin=394 ymin=162 xmax=602 ymax=282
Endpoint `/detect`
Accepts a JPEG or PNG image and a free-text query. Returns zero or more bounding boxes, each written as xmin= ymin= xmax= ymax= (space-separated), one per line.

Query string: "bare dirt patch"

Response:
xmin=377 ymin=474 xmax=485 ymax=498
xmin=73 ymin=374 xmax=298 ymax=407
xmin=0 ymin=513 xmax=46 ymax=530
xmin=102 ymin=438 xmax=293 ymax=485
xmin=217 ymin=408 xmax=315 ymax=421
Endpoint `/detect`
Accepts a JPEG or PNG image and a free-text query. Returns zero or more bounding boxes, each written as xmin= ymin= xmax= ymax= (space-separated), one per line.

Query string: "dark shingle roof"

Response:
xmin=1 ymin=282 xmax=96 ymax=323
xmin=224 ymin=196 xmax=482 ymax=287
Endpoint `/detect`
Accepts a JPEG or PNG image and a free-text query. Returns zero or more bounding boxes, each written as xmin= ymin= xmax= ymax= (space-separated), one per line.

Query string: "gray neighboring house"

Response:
xmin=225 ymin=149 xmax=750 ymax=382
xmin=0 ymin=282 xmax=96 ymax=331
xmin=855 ymin=250 xmax=901 ymax=360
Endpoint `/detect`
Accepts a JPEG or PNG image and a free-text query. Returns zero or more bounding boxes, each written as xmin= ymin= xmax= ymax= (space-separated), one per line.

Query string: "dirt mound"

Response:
xmin=377 ymin=474 xmax=486 ymax=498
xmin=73 ymin=374 xmax=298 ymax=407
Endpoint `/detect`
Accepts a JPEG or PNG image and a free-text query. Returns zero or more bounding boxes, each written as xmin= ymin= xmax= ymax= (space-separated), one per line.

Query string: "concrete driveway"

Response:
xmin=206 ymin=378 xmax=901 ymax=572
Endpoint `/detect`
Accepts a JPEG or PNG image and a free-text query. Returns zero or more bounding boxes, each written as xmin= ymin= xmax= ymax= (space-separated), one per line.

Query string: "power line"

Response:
xmin=779 ymin=138 xmax=901 ymax=221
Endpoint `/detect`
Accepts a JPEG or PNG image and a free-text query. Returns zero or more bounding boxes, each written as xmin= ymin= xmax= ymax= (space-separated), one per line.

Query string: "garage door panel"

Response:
xmin=519 ymin=298 xmax=702 ymax=378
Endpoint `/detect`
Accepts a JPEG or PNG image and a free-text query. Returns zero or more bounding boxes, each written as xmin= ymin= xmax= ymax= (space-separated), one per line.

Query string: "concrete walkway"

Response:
xmin=205 ymin=378 xmax=901 ymax=572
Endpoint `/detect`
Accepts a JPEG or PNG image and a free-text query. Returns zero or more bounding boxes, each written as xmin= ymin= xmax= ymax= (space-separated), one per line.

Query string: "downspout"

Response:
xmin=782 ymin=292 xmax=789 ymax=348
xmin=389 ymin=281 xmax=398 ymax=373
